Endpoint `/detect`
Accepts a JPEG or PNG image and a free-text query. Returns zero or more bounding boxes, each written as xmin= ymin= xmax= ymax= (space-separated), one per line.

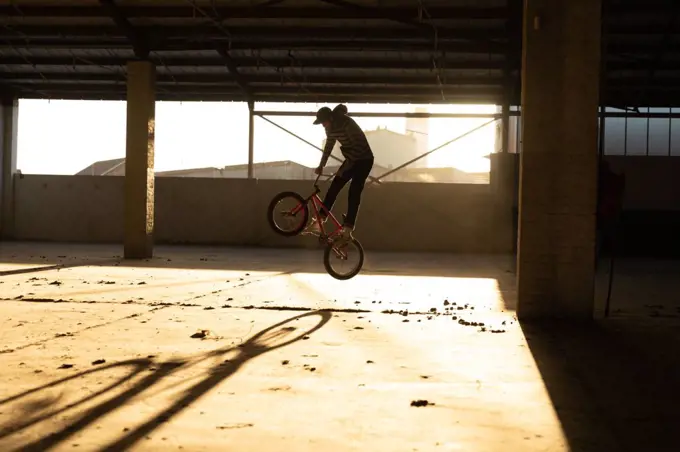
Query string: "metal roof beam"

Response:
xmin=98 ymin=0 xmax=149 ymax=58
xmin=215 ymin=45 xmax=253 ymax=101
xmin=14 ymin=92 xmax=501 ymax=105
xmin=317 ymin=0 xmax=439 ymax=31
xmin=0 ymin=5 xmax=509 ymax=20
xmin=317 ymin=0 xmax=504 ymax=51
xmin=3 ymin=72 xmax=671 ymax=88
xmin=6 ymin=82 xmax=502 ymax=96
xmin=0 ymin=25 xmax=507 ymax=42
xmin=0 ymin=55 xmax=507 ymax=70
xmin=636 ymin=1 xmax=680 ymax=104
xmin=0 ymin=72 xmax=508 ymax=86
xmin=0 ymin=39 xmax=506 ymax=53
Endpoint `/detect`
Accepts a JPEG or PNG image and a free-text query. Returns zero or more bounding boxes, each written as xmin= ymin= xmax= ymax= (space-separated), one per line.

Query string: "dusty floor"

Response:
xmin=0 ymin=243 xmax=679 ymax=452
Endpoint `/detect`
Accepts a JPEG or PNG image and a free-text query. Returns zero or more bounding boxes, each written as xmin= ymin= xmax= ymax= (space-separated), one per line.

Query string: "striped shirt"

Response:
xmin=320 ymin=114 xmax=374 ymax=167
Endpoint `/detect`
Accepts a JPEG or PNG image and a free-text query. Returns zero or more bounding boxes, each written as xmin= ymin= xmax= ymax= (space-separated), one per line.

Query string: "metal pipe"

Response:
xmin=370 ymin=118 xmax=498 ymax=184
xmin=254 ymin=110 xmax=505 ymax=119
xmin=256 ymin=114 xmax=383 ymax=185
xmin=669 ymin=107 xmax=673 ymax=156
xmin=624 ymin=110 xmax=628 ymax=155
xmin=247 ymin=100 xmax=254 ymax=179
xmin=603 ymin=111 xmax=680 ymax=119
xmin=501 ymin=101 xmax=510 ymax=153
xmin=645 ymin=107 xmax=650 ymax=156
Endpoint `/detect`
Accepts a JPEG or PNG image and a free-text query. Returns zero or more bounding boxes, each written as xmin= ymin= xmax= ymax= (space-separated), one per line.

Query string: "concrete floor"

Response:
xmin=0 ymin=243 xmax=678 ymax=452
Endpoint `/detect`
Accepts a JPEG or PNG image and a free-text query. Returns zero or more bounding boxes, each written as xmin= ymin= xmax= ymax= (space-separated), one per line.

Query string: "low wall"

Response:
xmin=13 ymin=175 xmax=506 ymax=253
xmin=13 ymin=156 xmax=679 ymax=256
xmin=605 ymin=156 xmax=680 ymax=210
xmin=497 ymin=155 xmax=680 ymax=211
xmin=497 ymin=154 xmax=680 ymax=257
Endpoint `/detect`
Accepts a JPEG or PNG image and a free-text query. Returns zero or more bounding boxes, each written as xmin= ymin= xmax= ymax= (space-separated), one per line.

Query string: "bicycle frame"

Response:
xmin=288 ymin=174 xmax=343 ymax=241
xmin=275 ymin=173 xmax=354 ymax=263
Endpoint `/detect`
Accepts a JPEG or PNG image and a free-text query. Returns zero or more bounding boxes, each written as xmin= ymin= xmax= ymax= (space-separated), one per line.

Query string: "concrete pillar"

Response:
xmin=124 ymin=61 xmax=156 ymax=259
xmin=0 ymin=97 xmax=18 ymax=240
xmin=247 ymin=100 xmax=254 ymax=179
xmin=517 ymin=0 xmax=602 ymax=320
xmin=490 ymin=152 xmax=519 ymax=254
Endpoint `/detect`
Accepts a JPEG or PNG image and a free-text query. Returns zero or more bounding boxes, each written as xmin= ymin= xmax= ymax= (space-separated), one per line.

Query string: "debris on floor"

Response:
xmin=216 ymin=423 xmax=254 ymax=430
xmin=58 ymin=364 xmax=74 ymax=369
xmin=410 ymin=399 xmax=434 ymax=407
xmin=190 ymin=329 xmax=210 ymax=339
xmin=92 ymin=359 xmax=106 ymax=365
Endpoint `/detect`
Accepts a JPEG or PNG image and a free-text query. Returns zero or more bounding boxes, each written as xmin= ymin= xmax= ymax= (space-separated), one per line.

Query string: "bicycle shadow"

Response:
xmin=0 ymin=310 xmax=332 ymax=452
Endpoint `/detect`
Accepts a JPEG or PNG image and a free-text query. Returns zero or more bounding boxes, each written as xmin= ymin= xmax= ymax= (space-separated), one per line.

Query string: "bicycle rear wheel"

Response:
xmin=323 ymin=237 xmax=364 ymax=280
xmin=267 ymin=191 xmax=309 ymax=237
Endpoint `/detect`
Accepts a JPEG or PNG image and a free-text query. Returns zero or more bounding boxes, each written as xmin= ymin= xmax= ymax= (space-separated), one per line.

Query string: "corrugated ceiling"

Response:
xmin=0 ymin=0 xmax=677 ymax=105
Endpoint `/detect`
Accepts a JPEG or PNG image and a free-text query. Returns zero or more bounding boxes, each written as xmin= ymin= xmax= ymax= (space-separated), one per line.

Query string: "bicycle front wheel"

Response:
xmin=323 ymin=237 xmax=364 ymax=280
xmin=267 ymin=191 xmax=309 ymax=237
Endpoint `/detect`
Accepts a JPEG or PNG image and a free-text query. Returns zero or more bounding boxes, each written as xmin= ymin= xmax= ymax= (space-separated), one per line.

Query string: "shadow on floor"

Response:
xmin=0 ymin=310 xmax=332 ymax=451
xmin=0 ymin=260 xmax=118 ymax=277
xmin=0 ymin=243 xmax=518 ymax=309
xmin=523 ymin=318 xmax=680 ymax=452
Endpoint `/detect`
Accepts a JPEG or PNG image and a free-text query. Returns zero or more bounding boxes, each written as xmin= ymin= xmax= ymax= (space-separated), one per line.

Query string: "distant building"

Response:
xmin=75 ymin=158 xmax=125 ymax=176
xmin=323 ymin=116 xmax=430 ymax=170
xmin=405 ymin=107 xmax=430 ymax=167
xmin=76 ymin=157 xmax=487 ymax=184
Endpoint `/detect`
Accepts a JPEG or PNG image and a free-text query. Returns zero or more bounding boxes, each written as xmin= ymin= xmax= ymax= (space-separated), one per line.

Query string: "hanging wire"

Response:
xmin=183 ymin=0 xmax=320 ymax=102
xmin=417 ymin=0 xmax=446 ymax=101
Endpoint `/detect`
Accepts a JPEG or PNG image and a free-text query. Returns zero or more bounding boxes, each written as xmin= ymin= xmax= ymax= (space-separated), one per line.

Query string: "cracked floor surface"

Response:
xmin=1 ymin=243 xmax=679 ymax=452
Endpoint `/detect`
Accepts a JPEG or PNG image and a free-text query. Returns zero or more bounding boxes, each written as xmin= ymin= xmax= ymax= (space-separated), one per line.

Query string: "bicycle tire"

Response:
xmin=267 ymin=191 xmax=309 ymax=237
xmin=323 ymin=237 xmax=365 ymax=280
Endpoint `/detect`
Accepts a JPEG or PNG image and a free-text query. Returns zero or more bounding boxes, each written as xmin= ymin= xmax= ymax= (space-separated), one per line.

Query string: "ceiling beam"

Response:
xmin=0 ymin=72 xmax=670 ymax=88
xmin=13 ymin=87 xmax=679 ymax=107
xmin=0 ymin=72 xmax=508 ymax=86
xmin=635 ymin=1 xmax=680 ymax=105
xmin=98 ymin=0 xmax=149 ymax=58
xmin=4 ymin=39 xmax=677 ymax=56
xmin=605 ymin=23 xmax=680 ymax=35
xmin=0 ymin=55 xmax=507 ymax=70
xmin=4 ymin=82 xmax=503 ymax=97
xmin=0 ymin=25 xmax=508 ymax=42
xmin=215 ymin=45 xmax=253 ymax=101
xmin=5 ymin=53 xmax=680 ymax=72
xmin=318 ymin=0 xmax=439 ymax=31
xmin=0 ymin=5 xmax=509 ymax=19
xmin=14 ymin=91 xmax=499 ymax=105
xmin=0 ymin=39 xmax=507 ymax=53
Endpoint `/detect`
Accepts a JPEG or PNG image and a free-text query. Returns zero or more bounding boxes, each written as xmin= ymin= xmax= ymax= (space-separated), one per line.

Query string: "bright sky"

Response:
xmin=16 ymin=100 xmax=499 ymax=175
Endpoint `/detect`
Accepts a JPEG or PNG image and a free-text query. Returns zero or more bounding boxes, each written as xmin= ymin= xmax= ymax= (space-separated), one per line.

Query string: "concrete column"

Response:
xmin=490 ymin=152 xmax=519 ymax=254
xmin=0 ymin=97 xmax=18 ymax=240
xmin=124 ymin=61 xmax=156 ymax=259
xmin=517 ymin=0 xmax=602 ymax=320
xmin=247 ymin=100 xmax=254 ymax=179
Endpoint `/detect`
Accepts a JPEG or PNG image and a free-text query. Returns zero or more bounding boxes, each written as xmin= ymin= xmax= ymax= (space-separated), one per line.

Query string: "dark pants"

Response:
xmin=320 ymin=157 xmax=374 ymax=227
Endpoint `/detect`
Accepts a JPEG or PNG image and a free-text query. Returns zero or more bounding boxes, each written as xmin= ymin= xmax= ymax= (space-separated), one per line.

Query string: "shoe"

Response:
xmin=305 ymin=217 xmax=326 ymax=235
xmin=340 ymin=225 xmax=354 ymax=240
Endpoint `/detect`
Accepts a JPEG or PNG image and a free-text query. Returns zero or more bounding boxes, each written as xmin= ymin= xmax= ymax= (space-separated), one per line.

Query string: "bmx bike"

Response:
xmin=266 ymin=174 xmax=365 ymax=280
